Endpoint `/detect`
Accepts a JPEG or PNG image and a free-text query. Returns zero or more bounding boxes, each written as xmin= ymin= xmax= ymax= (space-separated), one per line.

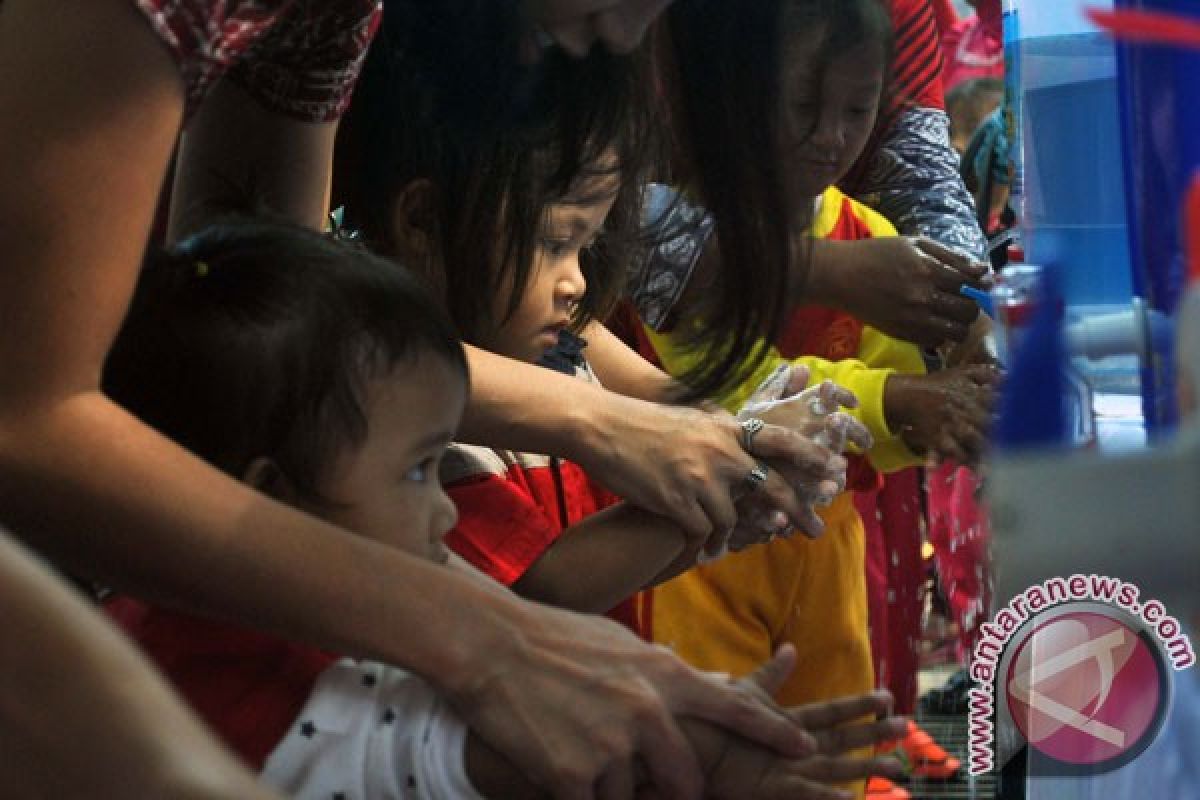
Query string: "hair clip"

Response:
xmin=195 ymin=260 xmax=210 ymax=278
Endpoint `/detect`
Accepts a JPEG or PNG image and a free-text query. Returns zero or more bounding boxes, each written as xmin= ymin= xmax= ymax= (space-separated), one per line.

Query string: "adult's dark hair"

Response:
xmin=104 ymin=220 xmax=468 ymax=501
xmin=336 ymin=1 xmax=660 ymax=344
xmin=660 ymin=0 xmax=892 ymax=399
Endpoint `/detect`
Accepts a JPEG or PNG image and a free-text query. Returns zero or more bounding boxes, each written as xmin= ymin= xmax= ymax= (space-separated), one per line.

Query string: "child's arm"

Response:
xmin=513 ymin=503 xmax=692 ymax=614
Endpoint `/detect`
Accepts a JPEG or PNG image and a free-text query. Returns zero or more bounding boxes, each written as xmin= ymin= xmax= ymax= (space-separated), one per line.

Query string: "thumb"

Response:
xmin=745 ymin=644 xmax=798 ymax=698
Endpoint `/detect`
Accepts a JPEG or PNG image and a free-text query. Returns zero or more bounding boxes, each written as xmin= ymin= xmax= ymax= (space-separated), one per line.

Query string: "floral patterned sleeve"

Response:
xmin=132 ymin=0 xmax=381 ymax=122
xmin=850 ymin=107 xmax=989 ymax=259
xmin=626 ymin=184 xmax=716 ymax=333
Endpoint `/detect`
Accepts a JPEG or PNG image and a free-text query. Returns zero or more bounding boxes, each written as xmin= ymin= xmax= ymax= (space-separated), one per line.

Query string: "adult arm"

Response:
xmin=0 ymin=3 xmax=809 ymax=797
xmin=458 ymin=342 xmax=840 ymax=544
xmin=168 ymin=77 xmax=337 ymax=240
xmin=0 ymin=530 xmax=278 ymax=799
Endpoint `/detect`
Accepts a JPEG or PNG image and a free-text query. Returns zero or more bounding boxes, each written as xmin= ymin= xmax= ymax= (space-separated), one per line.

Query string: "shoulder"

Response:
xmin=814 ymin=187 xmax=899 ymax=240
xmin=132 ymin=0 xmax=382 ymax=121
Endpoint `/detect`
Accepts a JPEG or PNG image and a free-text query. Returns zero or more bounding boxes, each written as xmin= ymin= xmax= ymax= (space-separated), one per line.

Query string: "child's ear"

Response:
xmin=242 ymin=457 xmax=294 ymax=502
xmin=389 ymin=179 xmax=436 ymax=261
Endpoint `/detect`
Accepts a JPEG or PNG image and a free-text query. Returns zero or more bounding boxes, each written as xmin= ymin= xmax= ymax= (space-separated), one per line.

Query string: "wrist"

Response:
xmin=883 ymin=373 xmax=916 ymax=434
xmin=804 ymin=238 xmax=844 ymax=309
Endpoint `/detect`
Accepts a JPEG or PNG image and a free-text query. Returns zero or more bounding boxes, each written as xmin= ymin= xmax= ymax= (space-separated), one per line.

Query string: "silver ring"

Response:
xmin=740 ymin=417 xmax=766 ymax=454
xmin=743 ymin=460 xmax=769 ymax=493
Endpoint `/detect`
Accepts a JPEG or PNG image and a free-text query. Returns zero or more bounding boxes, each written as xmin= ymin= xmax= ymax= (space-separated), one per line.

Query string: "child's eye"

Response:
xmin=404 ymin=458 xmax=436 ymax=483
xmin=541 ymin=237 xmax=574 ymax=257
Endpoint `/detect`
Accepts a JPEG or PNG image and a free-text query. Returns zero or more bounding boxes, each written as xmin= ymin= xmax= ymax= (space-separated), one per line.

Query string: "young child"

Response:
xmin=102 ymin=220 xmax=904 ymax=799
xmin=338 ymin=37 xmax=828 ymax=630
xmin=633 ymin=1 xmax=997 ymax=795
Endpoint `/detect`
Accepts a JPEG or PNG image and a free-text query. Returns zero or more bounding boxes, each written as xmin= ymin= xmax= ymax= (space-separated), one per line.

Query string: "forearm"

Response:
xmin=513 ymin=503 xmax=687 ymax=613
xmin=0 ymin=530 xmax=277 ymax=799
xmin=168 ymin=80 xmax=336 ymax=241
xmin=0 ymin=393 xmax=512 ymax=690
xmin=582 ymin=321 xmax=682 ymax=403
xmin=460 ymin=343 xmax=665 ymax=470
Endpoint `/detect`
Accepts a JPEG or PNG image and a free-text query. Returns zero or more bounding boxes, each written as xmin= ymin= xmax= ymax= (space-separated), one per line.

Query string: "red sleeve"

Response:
xmin=444 ymin=474 xmax=564 ymax=586
xmin=886 ymin=0 xmax=946 ymax=113
xmin=930 ymin=0 xmax=961 ymax=37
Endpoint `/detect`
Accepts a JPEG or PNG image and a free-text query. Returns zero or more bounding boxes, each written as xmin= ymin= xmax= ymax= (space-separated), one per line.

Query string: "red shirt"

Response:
xmin=133 ymin=0 xmax=381 ymax=121
xmin=106 ymin=597 xmax=337 ymax=768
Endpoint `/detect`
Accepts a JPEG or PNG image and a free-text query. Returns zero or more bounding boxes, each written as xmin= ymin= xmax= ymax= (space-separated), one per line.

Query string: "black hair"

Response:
xmin=104 ymin=220 xmax=468 ymax=501
xmin=335 ymin=1 xmax=660 ymax=344
xmin=661 ymin=0 xmax=892 ymax=398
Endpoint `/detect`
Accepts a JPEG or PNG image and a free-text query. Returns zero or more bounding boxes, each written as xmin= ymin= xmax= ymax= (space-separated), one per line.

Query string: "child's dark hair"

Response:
xmin=104 ymin=220 xmax=468 ymax=501
xmin=335 ymin=1 xmax=660 ymax=344
xmin=662 ymin=0 xmax=892 ymax=398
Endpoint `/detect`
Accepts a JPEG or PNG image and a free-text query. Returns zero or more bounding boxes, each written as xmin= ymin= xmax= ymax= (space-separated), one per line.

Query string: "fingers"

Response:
xmin=744 ymin=644 xmax=799 ymax=699
xmin=783 ymin=363 xmax=812 ymax=397
xmin=674 ymin=497 xmax=718 ymax=541
xmin=815 ymin=379 xmax=859 ymax=413
xmin=834 ymin=414 xmax=873 ymax=452
xmin=931 ymin=289 xmax=983 ymax=326
xmin=788 ymin=689 xmax=894 ymax=731
xmin=811 ymin=717 xmax=909 ymax=756
xmin=695 ymin=484 xmax=737 ymax=556
xmin=676 ymin=670 xmax=812 ymax=758
xmin=633 ymin=708 xmax=705 ymax=800
xmin=795 ymin=754 xmax=906 ymax=784
xmin=751 ymin=424 xmax=842 ymax=477
xmin=754 ymin=469 xmax=805 ymax=529
xmin=914 ymin=236 xmax=992 ymax=289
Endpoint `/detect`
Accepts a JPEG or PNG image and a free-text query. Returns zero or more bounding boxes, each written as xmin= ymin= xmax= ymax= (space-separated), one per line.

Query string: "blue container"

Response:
xmin=1113 ymin=0 xmax=1200 ymax=428
xmin=1006 ymin=0 xmax=1134 ymax=306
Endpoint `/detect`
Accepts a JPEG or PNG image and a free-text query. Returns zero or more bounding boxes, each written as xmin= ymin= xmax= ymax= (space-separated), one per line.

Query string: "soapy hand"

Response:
xmin=728 ymin=365 xmax=870 ymax=550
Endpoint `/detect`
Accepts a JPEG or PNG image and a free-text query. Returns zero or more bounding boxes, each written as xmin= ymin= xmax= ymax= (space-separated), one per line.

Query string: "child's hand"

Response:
xmin=665 ymin=648 xmax=905 ymax=799
xmin=739 ymin=365 xmax=873 ymax=454
xmin=885 ymin=365 xmax=1001 ymax=468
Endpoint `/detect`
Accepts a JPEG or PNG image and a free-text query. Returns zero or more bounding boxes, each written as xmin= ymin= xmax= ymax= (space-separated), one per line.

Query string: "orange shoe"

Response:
xmin=866 ymin=776 xmax=911 ymax=799
xmin=880 ymin=720 xmax=961 ymax=780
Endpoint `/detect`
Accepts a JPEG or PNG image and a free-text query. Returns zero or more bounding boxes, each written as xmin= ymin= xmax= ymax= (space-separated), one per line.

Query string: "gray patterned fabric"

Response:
xmin=627 ymin=183 xmax=715 ymax=332
xmin=848 ymin=106 xmax=988 ymax=259
xmin=627 ymin=109 xmax=987 ymax=331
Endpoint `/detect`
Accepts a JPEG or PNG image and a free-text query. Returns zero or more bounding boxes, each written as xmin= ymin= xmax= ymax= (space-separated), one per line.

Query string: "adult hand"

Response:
xmin=575 ymin=391 xmax=846 ymax=556
xmin=448 ymin=592 xmax=813 ymax=799
xmin=729 ymin=366 xmax=868 ymax=545
xmin=809 ymin=236 xmax=992 ymax=349
xmin=523 ymin=0 xmax=675 ymax=57
xmin=650 ymin=647 xmax=904 ymax=800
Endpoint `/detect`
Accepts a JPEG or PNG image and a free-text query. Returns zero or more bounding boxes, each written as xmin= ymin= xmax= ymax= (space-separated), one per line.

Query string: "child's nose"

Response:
xmin=434 ymin=488 xmax=459 ymax=537
xmin=557 ymin=258 xmax=587 ymax=305
xmin=810 ymin=116 xmax=846 ymax=151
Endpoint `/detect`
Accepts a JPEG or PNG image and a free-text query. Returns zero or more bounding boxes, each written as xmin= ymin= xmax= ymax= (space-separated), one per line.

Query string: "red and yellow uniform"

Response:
xmin=442 ymin=357 xmax=646 ymax=637
xmin=639 ymin=187 xmax=925 ymax=720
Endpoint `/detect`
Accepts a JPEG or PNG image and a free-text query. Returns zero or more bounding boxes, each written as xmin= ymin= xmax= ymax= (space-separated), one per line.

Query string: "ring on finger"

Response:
xmin=743 ymin=460 xmax=770 ymax=493
xmin=739 ymin=417 xmax=766 ymax=454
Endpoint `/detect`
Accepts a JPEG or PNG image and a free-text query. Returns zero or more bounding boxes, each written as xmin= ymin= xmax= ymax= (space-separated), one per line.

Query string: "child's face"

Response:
xmin=312 ymin=352 xmax=466 ymax=564
xmin=481 ymin=163 xmax=620 ymax=362
xmin=781 ymin=32 xmax=885 ymax=201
